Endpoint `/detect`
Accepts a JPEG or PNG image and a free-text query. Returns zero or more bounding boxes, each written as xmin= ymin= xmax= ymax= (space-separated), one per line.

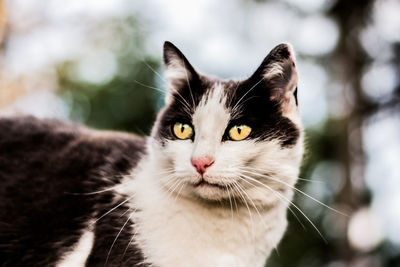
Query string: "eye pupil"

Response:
xmin=173 ymin=122 xmax=193 ymax=140
xmin=228 ymin=124 xmax=251 ymax=141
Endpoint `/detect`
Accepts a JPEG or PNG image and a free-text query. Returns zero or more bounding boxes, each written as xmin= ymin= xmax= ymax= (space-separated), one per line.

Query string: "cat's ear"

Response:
xmin=250 ymin=43 xmax=298 ymax=110
xmin=163 ymin=41 xmax=198 ymax=93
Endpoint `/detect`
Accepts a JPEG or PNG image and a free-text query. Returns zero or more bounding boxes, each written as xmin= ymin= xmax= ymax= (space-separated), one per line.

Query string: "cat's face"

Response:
xmin=150 ymin=42 xmax=303 ymax=205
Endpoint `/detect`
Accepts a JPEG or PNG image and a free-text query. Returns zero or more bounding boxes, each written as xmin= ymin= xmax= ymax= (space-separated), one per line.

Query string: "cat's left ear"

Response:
xmin=251 ymin=43 xmax=298 ymax=109
xmin=163 ymin=41 xmax=198 ymax=95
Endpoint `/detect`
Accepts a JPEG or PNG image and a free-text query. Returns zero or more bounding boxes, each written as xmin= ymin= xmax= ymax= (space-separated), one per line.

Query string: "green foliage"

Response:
xmin=56 ymin=17 xmax=161 ymax=135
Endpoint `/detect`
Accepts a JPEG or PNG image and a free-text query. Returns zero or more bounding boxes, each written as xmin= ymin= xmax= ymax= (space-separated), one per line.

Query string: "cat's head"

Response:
xmin=149 ymin=41 xmax=303 ymax=205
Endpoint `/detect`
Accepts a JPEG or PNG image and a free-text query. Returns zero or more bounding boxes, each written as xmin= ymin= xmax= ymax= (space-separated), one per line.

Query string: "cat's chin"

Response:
xmin=191 ymin=181 xmax=228 ymax=201
xmin=175 ymin=178 xmax=233 ymax=202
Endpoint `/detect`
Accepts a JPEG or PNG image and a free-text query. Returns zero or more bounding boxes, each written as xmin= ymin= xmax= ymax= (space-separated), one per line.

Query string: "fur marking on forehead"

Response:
xmin=192 ymin=83 xmax=230 ymax=135
xmin=197 ymin=82 xmax=226 ymax=106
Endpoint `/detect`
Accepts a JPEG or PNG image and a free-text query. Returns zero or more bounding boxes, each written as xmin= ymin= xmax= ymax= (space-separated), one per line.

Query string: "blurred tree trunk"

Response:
xmin=328 ymin=0 xmax=374 ymax=264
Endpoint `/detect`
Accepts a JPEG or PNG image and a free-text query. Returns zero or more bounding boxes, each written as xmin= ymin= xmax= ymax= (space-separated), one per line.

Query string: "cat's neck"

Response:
xmin=119 ymin=156 xmax=289 ymax=267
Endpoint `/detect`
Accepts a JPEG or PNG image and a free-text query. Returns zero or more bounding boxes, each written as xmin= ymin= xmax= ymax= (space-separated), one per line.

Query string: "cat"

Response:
xmin=0 ymin=41 xmax=303 ymax=267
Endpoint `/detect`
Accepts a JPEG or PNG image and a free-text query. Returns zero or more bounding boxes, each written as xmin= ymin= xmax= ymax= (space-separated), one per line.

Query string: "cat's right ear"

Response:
xmin=248 ymin=43 xmax=299 ymax=116
xmin=163 ymin=41 xmax=198 ymax=101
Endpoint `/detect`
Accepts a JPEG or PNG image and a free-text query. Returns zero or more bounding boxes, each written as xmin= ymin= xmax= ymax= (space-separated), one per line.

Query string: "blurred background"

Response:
xmin=0 ymin=0 xmax=399 ymax=266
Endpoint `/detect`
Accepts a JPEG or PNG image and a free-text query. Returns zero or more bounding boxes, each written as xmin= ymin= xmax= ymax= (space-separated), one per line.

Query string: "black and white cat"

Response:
xmin=0 ymin=41 xmax=303 ymax=267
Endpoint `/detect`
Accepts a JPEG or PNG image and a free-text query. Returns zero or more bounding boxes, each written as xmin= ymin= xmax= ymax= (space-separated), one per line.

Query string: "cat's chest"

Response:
xmin=127 ymin=177 xmax=285 ymax=267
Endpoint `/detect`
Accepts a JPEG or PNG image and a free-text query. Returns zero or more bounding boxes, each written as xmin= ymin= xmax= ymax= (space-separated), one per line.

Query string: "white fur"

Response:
xmin=164 ymin=58 xmax=191 ymax=82
xmin=263 ymin=62 xmax=284 ymax=79
xmin=125 ymin=165 xmax=288 ymax=267
xmin=263 ymin=43 xmax=296 ymax=80
xmin=191 ymin=83 xmax=230 ymax=159
xmin=118 ymin=82 xmax=304 ymax=266
xmin=56 ymin=229 xmax=94 ymax=267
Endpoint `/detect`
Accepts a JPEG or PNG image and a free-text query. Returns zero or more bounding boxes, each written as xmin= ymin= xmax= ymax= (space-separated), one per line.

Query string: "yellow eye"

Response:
xmin=173 ymin=122 xmax=194 ymax=140
xmin=228 ymin=125 xmax=252 ymax=141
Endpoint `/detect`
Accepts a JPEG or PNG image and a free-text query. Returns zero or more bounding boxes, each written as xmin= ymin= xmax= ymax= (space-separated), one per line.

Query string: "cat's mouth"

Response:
xmin=193 ymin=179 xmax=226 ymax=190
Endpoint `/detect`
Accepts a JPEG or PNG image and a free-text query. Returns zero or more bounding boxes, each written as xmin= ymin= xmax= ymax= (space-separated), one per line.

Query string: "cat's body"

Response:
xmin=0 ymin=42 xmax=303 ymax=266
xmin=0 ymin=116 xmax=148 ymax=266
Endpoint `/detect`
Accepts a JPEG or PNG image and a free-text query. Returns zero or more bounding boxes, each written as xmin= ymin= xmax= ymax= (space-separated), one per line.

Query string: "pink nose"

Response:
xmin=191 ymin=156 xmax=215 ymax=175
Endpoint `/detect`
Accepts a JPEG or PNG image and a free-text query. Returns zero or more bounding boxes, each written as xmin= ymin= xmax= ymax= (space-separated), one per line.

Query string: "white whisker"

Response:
xmin=297 ymin=177 xmax=325 ymax=184
xmin=90 ymin=195 xmax=135 ymax=226
xmin=231 ymin=180 xmax=255 ymax=239
xmin=132 ymin=79 xmax=192 ymax=114
xmin=240 ymin=168 xmax=347 ymax=217
xmin=236 ymin=175 xmax=305 ymax=229
xmin=234 ymin=180 xmax=270 ymax=231
xmin=225 ymin=184 xmax=234 ymax=221
xmin=165 ymin=178 xmax=184 ymax=200
xmin=173 ymin=182 xmax=186 ymax=203
xmin=105 ymin=212 xmax=134 ymax=265
xmin=119 ymin=207 xmax=133 ymax=218
xmin=228 ymin=81 xmax=241 ymax=107
xmin=181 ymin=56 xmax=196 ymax=107
xmin=122 ymin=229 xmax=137 ymax=261
xmin=142 ymin=61 xmax=166 ymax=82
xmin=238 ymin=173 xmax=326 ymax=242
xmin=231 ymin=78 xmax=264 ymax=114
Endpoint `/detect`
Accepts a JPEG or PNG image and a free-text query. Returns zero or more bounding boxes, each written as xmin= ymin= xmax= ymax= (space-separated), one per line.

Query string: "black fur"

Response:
xmin=0 ymin=116 xmax=149 ymax=266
